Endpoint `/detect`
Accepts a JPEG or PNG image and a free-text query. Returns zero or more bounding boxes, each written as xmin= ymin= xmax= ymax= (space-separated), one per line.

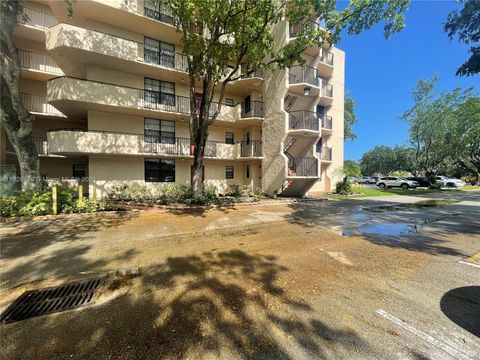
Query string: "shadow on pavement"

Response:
xmin=1 ymin=249 xmax=374 ymax=359
xmin=440 ymin=286 xmax=480 ymax=338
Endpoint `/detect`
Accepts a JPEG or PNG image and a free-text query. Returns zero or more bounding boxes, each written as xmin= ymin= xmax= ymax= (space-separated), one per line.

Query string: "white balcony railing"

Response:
xmin=18 ymin=49 xmax=63 ymax=75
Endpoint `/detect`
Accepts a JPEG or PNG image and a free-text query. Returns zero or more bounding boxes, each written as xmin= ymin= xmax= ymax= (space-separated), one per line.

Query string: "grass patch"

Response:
xmin=327 ymin=187 xmax=440 ymax=199
xmin=457 ymin=185 xmax=480 ymax=192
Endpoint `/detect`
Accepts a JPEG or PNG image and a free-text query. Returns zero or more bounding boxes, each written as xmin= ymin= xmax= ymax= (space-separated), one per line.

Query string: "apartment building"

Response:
xmin=0 ymin=0 xmax=344 ymax=198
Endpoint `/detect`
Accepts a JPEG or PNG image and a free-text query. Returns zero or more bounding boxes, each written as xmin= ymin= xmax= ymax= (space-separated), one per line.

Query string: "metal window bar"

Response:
xmin=240 ymin=65 xmax=264 ymax=79
xmin=320 ymin=50 xmax=334 ymax=65
xmin=18 ymin=49 xmax=63 ymax=75
xmin=321 ymin=116 xmax=333 ymax=130
xmin=143 ymin=44 xmax=188 ymax=72
xmin=288 ymin=111 xmax=319 ymax=131
xmin=322 ymin=84 xmax=333 ymax=98
xmin=142 ymin=0 xmax=176 ymax=25
xmin=289 ymin=19 xmax=319 ymax=37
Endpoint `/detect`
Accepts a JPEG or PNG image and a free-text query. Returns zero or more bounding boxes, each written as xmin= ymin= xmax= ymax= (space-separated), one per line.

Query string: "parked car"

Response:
xmin=347 ymin=176 xmax=358 ymax=184
xmin=357 ymin=176 xmax=376 ymax=184
xmin=435 ymin=176 xmax=466 ymax=188
xmin=407 ymin=176 xmax=430 ymax=187
xmin=376 ymin=176 xmax=419 ymax=190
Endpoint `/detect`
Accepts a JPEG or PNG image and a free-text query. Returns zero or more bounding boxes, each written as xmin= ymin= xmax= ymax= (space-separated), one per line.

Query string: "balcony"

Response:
xmin=319 ymin=82 xmax=334 ymax=106
xmin=20 ymin=93 xmax=65 ymax=117
xmin=15 ymin=7 xmax=57 ymax=42
xmin=288 ymin=111 xmax=319 ymax=133
xmin=321 ymin=116 xmax=333 ymax=132
xmin=321 ymin=147 xmax=333 ymax=162
xmin=6 ymin=136 xmax=48 ymax=156
xmin=288 ymin=65 xmax=320 ymax=97
xmin=241 ymin=101 xmax=264 ymax=120
xmin=46 ymin=23 xmax=187 ymax=80
xmin=318 ymin=49 xmax=334 ymax=77
xmin=18 ymin=49 xmax=63 ymax=80
xmin=46 ymin=129 xmax=240 ymax=160
xmin=141 ymin=0 xmax=176 ymax=26
xmin=289 ymin=19 xmax=322 ymax=56
xmin=287 ymin=157 xmax=319 ymax=177
xmin=239 ymin=140 xmax=262 ymax=158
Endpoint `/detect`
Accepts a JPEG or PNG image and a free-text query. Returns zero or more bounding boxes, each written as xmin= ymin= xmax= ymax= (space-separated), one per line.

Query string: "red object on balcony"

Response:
xmin=190 ymin=144 xmax=195 ymax=155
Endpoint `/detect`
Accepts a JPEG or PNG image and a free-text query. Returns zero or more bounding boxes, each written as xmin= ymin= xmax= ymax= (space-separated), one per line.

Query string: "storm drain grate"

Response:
xmin=0 ymin=277 xmax=105 ymax=324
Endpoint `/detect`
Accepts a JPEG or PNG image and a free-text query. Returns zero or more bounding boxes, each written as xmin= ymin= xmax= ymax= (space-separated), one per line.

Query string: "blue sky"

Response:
xmin=338 ymin=0 xmax=478 ymax=161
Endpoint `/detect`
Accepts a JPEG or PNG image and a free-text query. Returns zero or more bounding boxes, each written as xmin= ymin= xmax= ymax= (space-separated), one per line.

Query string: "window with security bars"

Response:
xmin=144 ymin=78 xmax=175 ymax=106
xmin=144 ymin=118 xmax=175 ymax=144
xmin=72 ymin=164 xmax=86 ymax=178
xmin=144 ymin=37 xmax=175 ymax=69
xmin=145 ymin=158 xmax=175 ymax=182
xmin=225 ymin=166 xmax=234 ymax=179
xmin=225 ymin=98 xmax=235 ymax=107
xmin=225 ymin=132 xmax=234 ymax=144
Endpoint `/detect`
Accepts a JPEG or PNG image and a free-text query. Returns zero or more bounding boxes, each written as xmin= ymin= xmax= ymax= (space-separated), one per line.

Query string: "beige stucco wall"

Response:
xmin=262 ymin=20 xmax=289 ymax=195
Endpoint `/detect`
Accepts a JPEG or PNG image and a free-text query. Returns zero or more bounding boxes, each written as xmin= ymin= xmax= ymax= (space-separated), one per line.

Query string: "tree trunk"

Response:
xmin=191 ymin=134 xmax=206 ymax=198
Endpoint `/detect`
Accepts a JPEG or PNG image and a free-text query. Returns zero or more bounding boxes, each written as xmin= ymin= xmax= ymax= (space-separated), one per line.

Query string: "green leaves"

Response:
xmin=344 ymin=91 xmax=358 ymax=141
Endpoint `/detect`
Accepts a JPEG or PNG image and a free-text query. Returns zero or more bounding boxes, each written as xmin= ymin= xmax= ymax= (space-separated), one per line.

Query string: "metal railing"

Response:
xmin=7 ymin=136 xmax=47 ymax=154
xmin=20 ymin=93 xmax=64 ymax=116
xmin=289 ymin=19 xmax=319 ymax=37
xmin=240 ymin=140 xmax=262 ymax=157
xmin=18 ymin=49 xmax=63 ymax=75
xmin=142 ymin=90 xmax=191 ymax=114
xmin=241 ymin=101 xmax=264 ymax=118
xmin=322 ymin=116 xmax=333 ymax=130
xmin=240 ymin=65 xmax=264 ymax=79
xmin=47 ymin=129 xmax=228 ymax=158
xmin=289 ymin=157 xmax=318 ymax=177
xmin=289 ymin=65 xmax=319 ymax=87
xmin=322 ymin=84 xmax=333 ymax=98
xmin=17 ymin=6 xmax=57 ymax=29
xmin=288 ymin=111 xmax=319 ymax=131
xmin=320 ymin=50 xmax=334 ymax=66
xmin=141 ymin=0 xmax=176 ymax=25
xmin=321 ymin=147 xmax=333 ymax=161
xmin=143 ymin=45 xmax=188 ymax=72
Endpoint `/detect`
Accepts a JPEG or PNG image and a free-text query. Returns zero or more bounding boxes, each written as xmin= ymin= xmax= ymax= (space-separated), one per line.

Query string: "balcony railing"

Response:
xmin=241 ymin=101 xmax=264 ymax=118
xmin=321 ymin=147 xmax=332 ymax=161
xmin=320 ymin=50 xmax=334 ymax=66
xmin=322 ymin=84 xmax=333 ymax=98
xmin=17 ymin=6 xmax=57 ymax=29
xmin=240 ymin=65 xmax=264 ymax=79
xmin=20 ymin=93 xmax=65 ymax=116
xmin=47 ymin=129 xmax=234 ymax=158
xmin=289 ymin=19 xmax=319 ymax=38
xmin=289 ymin=65 xmax=319 ymax=87
xmin=322 ymin=116 xmax=333 ymax=130
xmin=141 ymin=90 xmax=191 ymax=114
xmin=141 ymin=0 xmax=176 ymax=25
xmin=288 ymin=157 xmax=318 ymax=177
xmin=143 ymin=44 xmax=188 ymax=72
xmin=240 ymin=140 xmax=262 ymax=158
xmin=288 ymin=111 xmax=319 ymax=131
xmin=18 ymin=49 xmax=63 ymax=75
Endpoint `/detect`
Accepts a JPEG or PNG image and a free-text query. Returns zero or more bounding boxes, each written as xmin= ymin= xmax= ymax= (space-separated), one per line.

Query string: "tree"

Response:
xmin=359 ymin=145 xmax=416 ymax=175
xmin=1 ymin=1 xmax=41 ymax=190
xmin=161 ymin=0 xmax=409 ymax=197
xmin=444 ymin=0 xmax=480 ymax=76
xmin=344 ymin=91 xmax=357 ymax=141
xmin=343 ymin=159 xmax=361 ymax=177
xmin=400 ymin=77 xmax=472 ymax=178
xmin=450 ymin=96 xmax=480 ymax=182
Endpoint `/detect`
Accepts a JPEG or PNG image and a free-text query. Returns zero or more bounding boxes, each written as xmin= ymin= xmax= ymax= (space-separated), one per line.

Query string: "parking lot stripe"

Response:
xmin=375 ymin=309 xmax=474 ymax=360
xmin=458 ymin=261 xmax=480 ymax=269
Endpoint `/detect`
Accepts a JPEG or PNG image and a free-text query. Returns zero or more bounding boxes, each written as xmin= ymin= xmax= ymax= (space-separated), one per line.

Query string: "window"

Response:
xmin=72 ymin=164 xmax=86 ymax=178
xmin=144 ymin=118 xmax=175 ymax=144
xmin=316 ymin=139 xmax=322 ymax=153
xmin=145 ymin=158 xmax=175 ymax=182
xmin=225 ymin=132 xmax=234 ymax=144
xmin=144 ymin=37 xmax=175 ymax=68
xmin=246 ymin=165 xmax=250 ymax=178
xmin=225 ymin=98 xmax=235 ymax=107
xmin=144 ymin=78 xmax=175 ymax=107
xmin=225 ymin=166 xmax=234 ymax=179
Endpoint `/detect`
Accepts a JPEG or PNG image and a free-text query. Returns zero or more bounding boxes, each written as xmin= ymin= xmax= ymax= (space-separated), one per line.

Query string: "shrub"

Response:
xmin=0 ymin=195 xmax=19 ymax=217
xmin=226 ymin=184 xmax=250 ymax=198
xmin=335 ymin=176 xmax=353 ymax=195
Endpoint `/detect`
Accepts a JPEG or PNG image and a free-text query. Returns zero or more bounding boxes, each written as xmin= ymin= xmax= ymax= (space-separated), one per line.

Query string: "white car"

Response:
xmin=435 ymin=176 xmax=466 ymax=188
xmin=376 ymin=176 xmax=419 ymax=190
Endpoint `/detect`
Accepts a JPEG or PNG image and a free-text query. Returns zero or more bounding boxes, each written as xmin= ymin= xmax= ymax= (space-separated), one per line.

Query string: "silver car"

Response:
xmin=376 ymin=176 xmax=419 ymax=190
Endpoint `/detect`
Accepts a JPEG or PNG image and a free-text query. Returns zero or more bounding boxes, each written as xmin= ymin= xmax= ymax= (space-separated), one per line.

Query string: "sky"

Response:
xmin=337 ymin=0 xmax=478 ymax=161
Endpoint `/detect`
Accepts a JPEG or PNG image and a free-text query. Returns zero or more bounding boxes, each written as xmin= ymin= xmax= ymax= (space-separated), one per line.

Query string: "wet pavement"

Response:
xmin=0 ymin=190 xmax=479 ymax=359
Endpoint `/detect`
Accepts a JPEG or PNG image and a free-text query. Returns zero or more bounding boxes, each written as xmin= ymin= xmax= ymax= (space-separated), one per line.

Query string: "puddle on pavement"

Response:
xmin=362 ymin=200 xmax=459 ymax=213
xmin=357 ymin=223 xmax=421 ymax=236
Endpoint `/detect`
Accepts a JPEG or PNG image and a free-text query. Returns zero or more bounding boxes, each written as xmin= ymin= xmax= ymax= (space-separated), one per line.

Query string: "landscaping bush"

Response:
xmin=335 ymin=176 xmax=353 ymax=195
xmin=0 ymin=186 xmax=116 ymax=217
xmin=226 ymin=184 xmax=250 ymax=198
